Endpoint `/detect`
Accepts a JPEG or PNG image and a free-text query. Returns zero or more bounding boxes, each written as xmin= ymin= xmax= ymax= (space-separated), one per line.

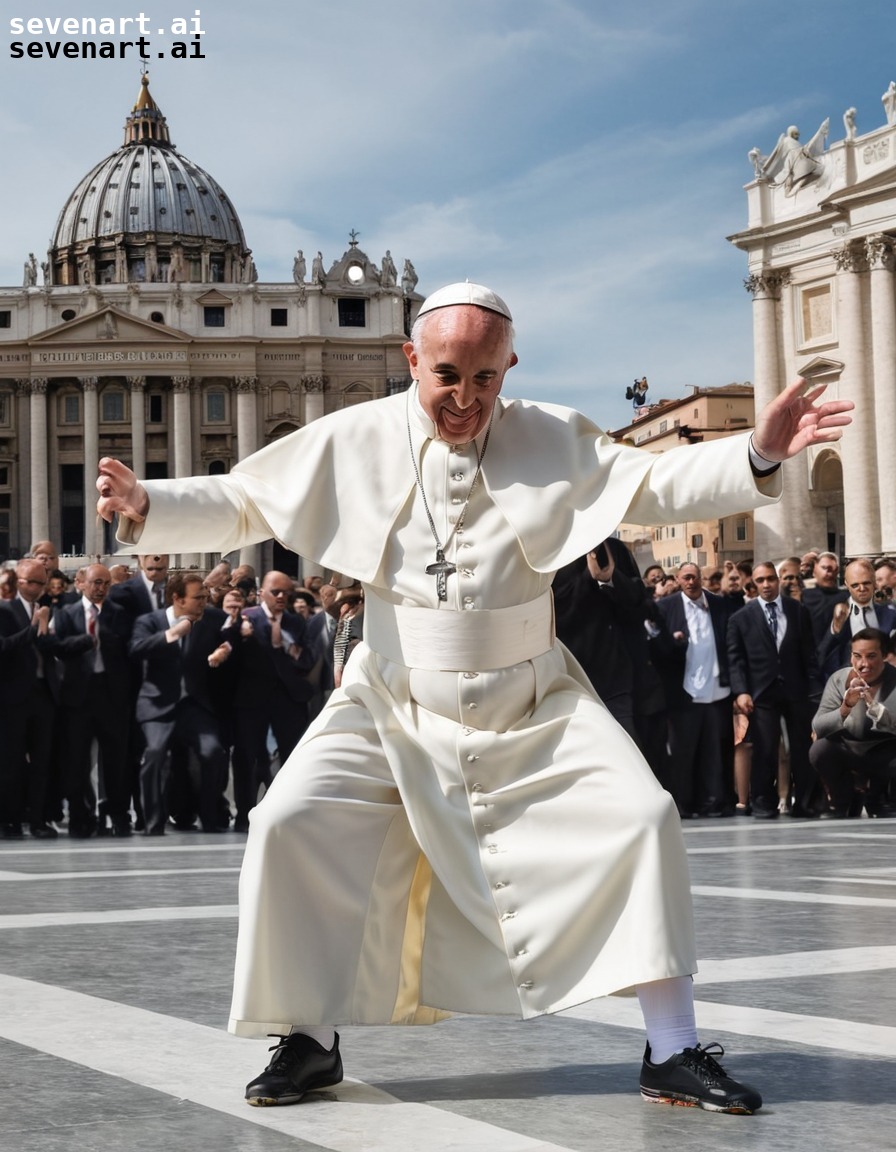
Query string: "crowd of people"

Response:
xmin=0 ymin=540 xmax=364 ymax=840
xmin=3 ymin=539 xmax=894 ymax=840
xmin=555 ymin=546 xmax=896 ymax=821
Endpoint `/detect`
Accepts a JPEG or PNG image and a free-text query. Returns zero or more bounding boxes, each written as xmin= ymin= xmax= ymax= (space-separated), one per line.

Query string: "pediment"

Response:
xmin=196 ymin=289 xmax=234 ymax=306
xmin=797 ymin=356 xmax=844 ymax=383
xmin=30 ymin=305 xmax=189 ymax=345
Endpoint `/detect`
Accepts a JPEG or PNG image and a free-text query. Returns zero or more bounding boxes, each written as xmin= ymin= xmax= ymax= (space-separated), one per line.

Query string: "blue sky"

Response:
xmin=1 ymin=0 xmax=894 ymax=429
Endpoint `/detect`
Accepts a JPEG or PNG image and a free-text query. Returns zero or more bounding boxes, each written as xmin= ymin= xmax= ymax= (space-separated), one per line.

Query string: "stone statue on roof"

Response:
xmin=760 ymin=120 xmax=830 ymax=196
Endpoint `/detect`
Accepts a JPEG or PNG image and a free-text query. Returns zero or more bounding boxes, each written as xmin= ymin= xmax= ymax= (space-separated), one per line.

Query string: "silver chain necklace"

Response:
xmin=406 ymin=389 xmax=493 ymax=602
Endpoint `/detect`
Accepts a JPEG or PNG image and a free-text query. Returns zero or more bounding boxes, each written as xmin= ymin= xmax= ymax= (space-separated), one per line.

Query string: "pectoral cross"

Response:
xmin=425 ymin=548 xmax=456 ymax=602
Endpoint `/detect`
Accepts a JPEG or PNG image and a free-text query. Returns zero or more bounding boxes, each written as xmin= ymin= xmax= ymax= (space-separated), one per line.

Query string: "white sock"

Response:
xmin=288 ymin=1025 xmax=336 ymax=1050
xmin=636 ymin=976 xmax=698 ymax=1064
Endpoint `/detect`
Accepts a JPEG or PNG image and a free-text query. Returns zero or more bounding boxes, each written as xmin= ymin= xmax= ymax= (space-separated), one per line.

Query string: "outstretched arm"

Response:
xmin=96 ymin=457 xmax=149 ymax=524
xmin=751 ymin=379 xmax=853 ymax=463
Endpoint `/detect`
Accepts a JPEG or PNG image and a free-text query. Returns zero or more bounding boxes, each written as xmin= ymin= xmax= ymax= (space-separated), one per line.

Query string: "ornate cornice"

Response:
xmin=171 ymin=375 xmax=192 ymax=392
xmin=233 ymin=375 xmax=258 ymax=393
xmin=78 ymin=375 xmax=99 ymax=392
xmin=30 ymin=377 xmax=48 ymax=395
xmin=301 ymin=373 xmax=327 ymax=393
xmin=14 ymin=378 xmax=31 ymax=396
xmin=127 ymin=375 xmax=147 ymax=392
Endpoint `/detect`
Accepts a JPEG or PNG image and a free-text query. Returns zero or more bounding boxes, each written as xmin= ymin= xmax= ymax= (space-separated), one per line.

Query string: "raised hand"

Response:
xmin=96 ymin=457 xmax=149 ymax=524
xmin=752 ymin=379 xmax=854 ymax=463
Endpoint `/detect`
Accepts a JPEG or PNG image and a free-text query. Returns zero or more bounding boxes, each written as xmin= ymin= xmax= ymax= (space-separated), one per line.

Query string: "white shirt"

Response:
xmin=682 ymin=594 xmax=729 ymax=703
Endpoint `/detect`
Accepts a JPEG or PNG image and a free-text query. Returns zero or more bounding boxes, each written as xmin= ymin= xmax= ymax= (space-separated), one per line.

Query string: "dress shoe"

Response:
xmin=1 ymin=823 xmax=25 ymax=840
xmin=787 ymin=804 xmax=819 ymax=819
xmin=234 ymin=818 xmax=250 ymax=833
xmin=751 ymin=806 xmax=779 ymax=820
xmin=735 ymin=804 xmax=752 ymax=816
xmin=111 ymin=817 xmax=133 ymax=837
xmin=818 ymin=807 xmax=850 ymax=820
xmin=640 ymin=1042 xmax=762 ymax=1114
xmin=29 ymin=822 xmax=58 ymax=839
xmin=68 ymin=823 xmax=96 ymax=839
xmin=245 ymin=1032 xmax=343 ymax=1107
xmin=145 ymin=826 xmax=166 ymax=837
xmin=200 ymin=824 xmax=230 ymax=834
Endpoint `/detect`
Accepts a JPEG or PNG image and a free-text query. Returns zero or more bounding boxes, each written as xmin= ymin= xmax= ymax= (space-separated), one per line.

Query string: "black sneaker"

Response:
xmin=640 ymin=1042 xmax=762 ymax=1114
xmin=245 ymin=1032 xmax=343 ymax=1107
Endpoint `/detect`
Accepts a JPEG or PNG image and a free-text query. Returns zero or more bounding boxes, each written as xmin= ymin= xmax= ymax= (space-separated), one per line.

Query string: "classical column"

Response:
xmin=233 ymin=375 xmax=261 ymax=571
xmin=80 ymin=377 xmax=99 ymax=556
xmin=833 ymin=244 xmax=879 ymax=557
xmin=171 ymin=375 xmax=193 ymax=478
xmin=234 ymin=376 xmax=259 ymax=459
xmin=15 ymin=380 xmax=32 ymax=552
xmin=866 ymin=235 xmax=896 ymax=552
xmin=128 ymin=376 xmax=147 ymax=479
xmin=302 ymin=374 xmax=327 ymax=423
xmin=29 ymin=378 xmax=49 ymax=544
xmin=744 ymin=270 xmax=791 ymax=558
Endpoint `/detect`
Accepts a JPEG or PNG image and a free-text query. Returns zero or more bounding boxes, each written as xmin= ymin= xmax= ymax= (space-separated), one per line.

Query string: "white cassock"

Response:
xmin=118 ymin=388 xmax=781 ymax=1034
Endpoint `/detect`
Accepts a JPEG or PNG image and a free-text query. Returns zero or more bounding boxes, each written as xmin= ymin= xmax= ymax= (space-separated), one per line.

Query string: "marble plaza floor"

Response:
xmin=1 ymin=817 xmax=895 ymax=1152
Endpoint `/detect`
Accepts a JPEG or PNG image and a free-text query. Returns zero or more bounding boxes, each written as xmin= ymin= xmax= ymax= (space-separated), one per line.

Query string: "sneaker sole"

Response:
xmin=246 ymin=1073 xmax=343 ymax=1107
xmin=641 ymin=1088 xmax=757 ymax=1114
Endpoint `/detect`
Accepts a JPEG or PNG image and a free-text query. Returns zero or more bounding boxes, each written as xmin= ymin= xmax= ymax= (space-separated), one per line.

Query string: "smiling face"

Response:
xmin=403 ymin=305 xmax=518 ymax=445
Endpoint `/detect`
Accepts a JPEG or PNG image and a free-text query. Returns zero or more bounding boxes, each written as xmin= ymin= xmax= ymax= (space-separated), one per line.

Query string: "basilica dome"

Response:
xmin=49 ymin=75 xmax=251 ymax=286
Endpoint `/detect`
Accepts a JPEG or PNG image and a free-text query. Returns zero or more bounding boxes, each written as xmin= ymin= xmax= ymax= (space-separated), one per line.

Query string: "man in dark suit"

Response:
xmin=651 ymin=563 xmax=735 ymax=817
xmin=107 ymin=554 xmax=170 ymax=621
xmin=130 ymin=572 xmax=233 ymax=835
xmin=810 ymin=628 xmax=896 ymax=817
xmin=554 ymin=539 xmax=667 ymax=779
xmin=817 ymin=558 xmax=896 ymax=678
xmin=106 ymin=554 xmax=170 ymax=830
xmin=0 ymin=560 xmax=78 ymax=838
xmin=232 ymin=570 xmax=314 ymax=831
xmin=801 ymin=551 xmax=848 ymax=645
xmin=51 ymin=564 xmax=133 ymax=837
xmin=727 ymin=561 xmax=822 ymax=818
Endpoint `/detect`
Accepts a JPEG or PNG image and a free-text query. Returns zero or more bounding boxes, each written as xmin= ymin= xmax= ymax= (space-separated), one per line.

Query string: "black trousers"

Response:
xmin=0 ymin=680 xmax=55 ymax=827
xmin=140 ymin=699 xmax=228 ymax=834
xmin=749 ymin=685 xmax=814 ymax=812
xmin=666 ymin=696 xmax=734 ymax=815
xmin=232 ymin=694 xmax=308 ymax=823
xmin=810 ymin=736 xmax=896 ymax=810
xmin=62 ymin=673 xmax=130 ymax=831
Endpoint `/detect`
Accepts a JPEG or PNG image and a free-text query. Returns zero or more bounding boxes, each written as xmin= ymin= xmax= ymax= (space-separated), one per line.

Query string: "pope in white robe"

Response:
xmin=98 ymin=282 xmax=851 ymax=1111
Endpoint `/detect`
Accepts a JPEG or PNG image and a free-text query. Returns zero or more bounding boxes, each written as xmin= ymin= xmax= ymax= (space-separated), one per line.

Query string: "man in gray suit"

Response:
xmin=811 ymin=628 xmax=896 ymax=818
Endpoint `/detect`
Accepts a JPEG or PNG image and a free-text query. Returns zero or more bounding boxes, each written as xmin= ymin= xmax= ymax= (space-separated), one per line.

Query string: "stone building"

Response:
xmin=611 ymin=384 xmax=756 ymax=571
xmin=729 ymin=81 xmax=896 ymax=562
xmin=0 ymin=76 xmax=423 ymax=573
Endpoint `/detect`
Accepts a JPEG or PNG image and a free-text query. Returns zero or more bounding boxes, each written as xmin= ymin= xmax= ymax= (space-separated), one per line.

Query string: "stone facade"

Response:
xmin=0 ymin=79 xmax=423 ymax=573
xmin=730 ymin=84 xmax=896 ymax=562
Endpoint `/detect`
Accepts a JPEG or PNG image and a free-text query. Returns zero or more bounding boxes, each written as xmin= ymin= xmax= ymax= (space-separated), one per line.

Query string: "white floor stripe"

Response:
xmin=0 ymin=841 xmax=246 ymax=856
xmin=694 ymin=946 xmax=896 ymax=984
xmin=691 ymin=884 xmax=896 ymax=908
xmin=801 ymin=876 xmax=896 ymax=887
xmin=564 ymin=997 xmax=896 ymax=1057
xmin=688 ymin=843 xmax=846 ymax=854
xmin=0 ymin=974 xmax=575 ymax=1152
xmin=0 ymin=867 xmax=240 ymax=882
xmin=0 ymin=905 xmax=237 ymax=930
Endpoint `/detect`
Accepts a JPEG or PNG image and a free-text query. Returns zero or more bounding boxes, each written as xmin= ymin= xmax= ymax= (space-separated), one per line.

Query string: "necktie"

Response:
xmin=766 ymin=601 xmax=778 ymax=640
xmin=87 ymin=603 xmax=98 ymax=640
xmin=154 ymin=584 xmax=165 ymax=610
